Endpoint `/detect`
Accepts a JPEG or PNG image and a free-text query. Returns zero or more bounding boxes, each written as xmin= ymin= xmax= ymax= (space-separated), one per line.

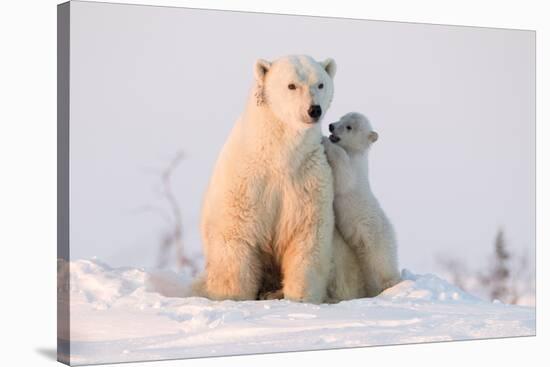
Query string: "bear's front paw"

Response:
xmin=321 ymin=136 xmax=337 ymax=154
xmin=325 ymin=142 xmax=347 ymax=163
xmin=321 ymin=136 xmax=332 ymax=151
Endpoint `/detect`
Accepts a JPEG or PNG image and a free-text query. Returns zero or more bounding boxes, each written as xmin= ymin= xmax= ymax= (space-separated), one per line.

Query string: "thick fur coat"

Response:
xmin=198 ymin=55 xmax=337 ymax=303
xmin=323 ymin=112 xmax=401 ymax=297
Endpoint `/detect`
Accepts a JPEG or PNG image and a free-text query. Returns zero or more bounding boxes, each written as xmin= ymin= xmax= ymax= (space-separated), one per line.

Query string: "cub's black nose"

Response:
xmin=329 ymin=123 xmax=335 ymax=132
xmin=307 ymin=105 xmax=322 ymax=119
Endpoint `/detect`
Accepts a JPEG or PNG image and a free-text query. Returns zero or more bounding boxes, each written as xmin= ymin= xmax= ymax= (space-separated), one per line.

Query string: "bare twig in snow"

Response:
xmin=155 ymin=151 xmax=198 ymax=276
xmin=438 ymin=228 xmax=533 ymax=305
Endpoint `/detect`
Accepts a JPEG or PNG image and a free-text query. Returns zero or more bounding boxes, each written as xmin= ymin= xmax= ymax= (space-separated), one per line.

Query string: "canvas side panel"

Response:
xmin=57 ymin=2 xmax=70 ymax=365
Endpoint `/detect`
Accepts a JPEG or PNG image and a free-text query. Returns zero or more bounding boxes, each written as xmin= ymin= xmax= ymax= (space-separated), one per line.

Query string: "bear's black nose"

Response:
xmin=308 ymin=105 xmax=322 ymax=119
xmin=329 ymin=123 xmax=335 ymax=132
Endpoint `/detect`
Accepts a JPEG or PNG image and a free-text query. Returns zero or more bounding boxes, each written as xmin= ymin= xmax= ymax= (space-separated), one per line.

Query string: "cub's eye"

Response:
xmin=346 ymin=126 xmax=352 ymax=130
xmin=318 ymin=83 xmax=324 ymax=89
xmin=288 ymin=83 xmax=296 ymax=90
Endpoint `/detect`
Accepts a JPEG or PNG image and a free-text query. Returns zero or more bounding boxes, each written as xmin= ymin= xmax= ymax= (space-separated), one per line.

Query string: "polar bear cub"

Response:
xmin=322 ymin=112 xmax=401 ymax=296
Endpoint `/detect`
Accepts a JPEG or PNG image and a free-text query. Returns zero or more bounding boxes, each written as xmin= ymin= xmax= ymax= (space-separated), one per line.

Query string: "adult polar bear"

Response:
xmin=200 ymin=55 xmax=337 ymax=303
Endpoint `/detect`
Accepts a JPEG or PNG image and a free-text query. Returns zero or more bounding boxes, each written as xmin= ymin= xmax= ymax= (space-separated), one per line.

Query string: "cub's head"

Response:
xmin=254 ymin=55 xmax=336 ymax=129
xmin=328 ymin=112 xmax=378 ymax=153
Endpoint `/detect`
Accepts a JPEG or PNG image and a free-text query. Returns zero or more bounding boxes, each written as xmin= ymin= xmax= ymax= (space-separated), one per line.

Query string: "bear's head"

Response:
xmin=254 ymin=55 xmax=336 ymax=129
xmin=328 ymin=112 xmax=378 ymax=154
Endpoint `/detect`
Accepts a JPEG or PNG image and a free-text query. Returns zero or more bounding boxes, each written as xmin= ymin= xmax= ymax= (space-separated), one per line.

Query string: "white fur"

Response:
xmin=199 ymin=55 xmax=337 ymax=303
xmin=323 ymin=112 xmax=401 ymax=297
xmin=326 ymin=228 xmax=366 ymax=302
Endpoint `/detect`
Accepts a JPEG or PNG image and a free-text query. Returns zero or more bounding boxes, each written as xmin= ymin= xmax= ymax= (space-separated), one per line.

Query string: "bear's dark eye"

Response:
xmin=346 ymin=126 xmax=352 ymax=130
xmin=288 ymin=83 xmax=296 ymax=90
xmin=318 ymin=83 xmax=324 ymax=89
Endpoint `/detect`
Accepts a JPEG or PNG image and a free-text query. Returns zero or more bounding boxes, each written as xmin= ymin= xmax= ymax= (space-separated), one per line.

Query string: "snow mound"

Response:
xmin=379 ymin=269 xmax=480 ymax=303
xmin=65 ymin=259 xmax=535 ymax=366
xmin=70 ymin=259 xmax=149 ymax=309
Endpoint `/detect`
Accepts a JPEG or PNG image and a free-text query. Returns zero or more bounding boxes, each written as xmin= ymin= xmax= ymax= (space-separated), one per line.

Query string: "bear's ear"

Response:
xmin=321 ymin=58 xmax=337 ymax=78
xmin=254 ymin=59 xmax=272 ymax=82
xmin=368 ymin=131 xmax=379 ymax=143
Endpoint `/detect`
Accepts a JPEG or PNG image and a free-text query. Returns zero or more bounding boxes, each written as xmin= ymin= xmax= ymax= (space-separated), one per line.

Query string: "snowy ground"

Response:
xmin=63 ymin=259 xmax=535 ymax=366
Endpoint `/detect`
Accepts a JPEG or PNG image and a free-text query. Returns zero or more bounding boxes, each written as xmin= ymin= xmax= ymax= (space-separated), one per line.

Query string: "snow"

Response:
xmin=65 ymin=259 xmax=535 ymax=366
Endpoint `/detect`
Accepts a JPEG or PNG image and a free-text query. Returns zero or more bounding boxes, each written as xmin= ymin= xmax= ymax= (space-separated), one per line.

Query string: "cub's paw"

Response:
xmin=321 ymin=136 xmax=332 ymax=149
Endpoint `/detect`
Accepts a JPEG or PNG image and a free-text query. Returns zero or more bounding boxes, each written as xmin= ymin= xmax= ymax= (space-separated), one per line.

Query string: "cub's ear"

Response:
xmin=321 ymin=58 xmax=337 ymax=78
xmin=368 ymin=131 xmax=379 ymax=143
xmin=254 ymin=59 xmax=272 ymax=82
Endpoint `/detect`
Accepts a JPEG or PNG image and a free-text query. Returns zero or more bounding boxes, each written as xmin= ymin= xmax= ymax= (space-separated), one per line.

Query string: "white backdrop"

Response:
xmin=0 ymin=1 xmax=547 ymax=367
xmin=68 ymin=2 xmax=534 ymax=275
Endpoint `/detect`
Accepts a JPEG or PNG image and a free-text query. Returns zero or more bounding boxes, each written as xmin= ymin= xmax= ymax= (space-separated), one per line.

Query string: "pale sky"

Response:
xmin=69 ymin=1 xmax=535 ymax=274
